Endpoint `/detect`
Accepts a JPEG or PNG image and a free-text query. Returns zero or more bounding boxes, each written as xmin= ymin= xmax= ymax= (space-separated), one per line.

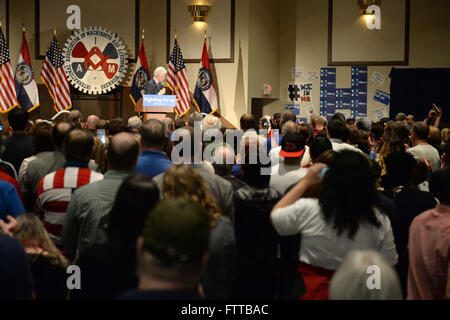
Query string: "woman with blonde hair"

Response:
xmin=428 ymin=127 xmax=442 ymax=153
xmin=441 ymin=128 xmax=450 ymax=144
xmin=376 ymin=137 xmax=405 ymax=177
xmin=163 ymin=164 xmax=222 ymax=228
xmin=13 ymin=213 xmax=68 ymax=300
xmin=163 ymin=164 xmax=235 ymax=299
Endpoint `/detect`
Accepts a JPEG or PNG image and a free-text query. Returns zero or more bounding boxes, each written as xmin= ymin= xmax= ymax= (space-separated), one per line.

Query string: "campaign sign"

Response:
xmin=143 ymin=95 xmax=177 ymax=107
xmin=373 ymin=90 xmax=390 ymax=106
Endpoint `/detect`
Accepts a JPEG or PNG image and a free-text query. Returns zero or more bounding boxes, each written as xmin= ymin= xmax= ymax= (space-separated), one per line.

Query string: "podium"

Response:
xmin=135 ymin=95 xmax=176 ymax=121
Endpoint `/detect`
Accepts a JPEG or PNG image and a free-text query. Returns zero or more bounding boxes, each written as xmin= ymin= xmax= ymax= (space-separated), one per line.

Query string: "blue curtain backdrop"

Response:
xmin=389 ymin=68 xmax=450 ymax=127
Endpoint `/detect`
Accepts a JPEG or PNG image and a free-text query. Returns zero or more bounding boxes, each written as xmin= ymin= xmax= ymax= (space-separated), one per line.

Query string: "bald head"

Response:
xmin=63 ymin=129 xmax=93 ymax=163
xmin=108 ymin=132 xmax=140 ymax=171
xmin=53 ymin=121 xmax=74 ymax=149
xmin=86 ymin=115 xmax=100 ymax=130
xmin=240 ymin=113 xmax=257 ymax=132
xmin=213 ymin=146 xmax=235 ymax=176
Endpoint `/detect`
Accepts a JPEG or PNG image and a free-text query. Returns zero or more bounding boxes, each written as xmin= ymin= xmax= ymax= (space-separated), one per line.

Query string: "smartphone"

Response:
xmin=97 ymin=129 xmax=106 ymax=144
xmin=0 ymin=124 xmax=3 ymax=131
xmin=319 ymin=167 xmax=329 ymax=178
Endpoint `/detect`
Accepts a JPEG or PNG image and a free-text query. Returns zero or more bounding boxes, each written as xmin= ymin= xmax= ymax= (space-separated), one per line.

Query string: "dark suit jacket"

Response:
xmin=143 ymin=78 xmax=163 ymax=95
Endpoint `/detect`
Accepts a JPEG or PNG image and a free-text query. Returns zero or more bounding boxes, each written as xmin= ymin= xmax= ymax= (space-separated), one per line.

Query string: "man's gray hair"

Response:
xmin=329 ymin=250 xmax=402 ymax=300
xmin=202 ymin=115 xmax=222 ymax=133
xmin=281 ymin=120 xmax=297 ymax=136
xmin=395 ymin=112 xmax=407 ymax=122
xmin=188 ymin=111 xmax=203 ymax=127
xmin=68 ymin=109 xmax=82 ymax=122
xmin=154 ymin=66 xmax=167 ymax=77
xmin=128 ymin=116 xmax=143 ymax=129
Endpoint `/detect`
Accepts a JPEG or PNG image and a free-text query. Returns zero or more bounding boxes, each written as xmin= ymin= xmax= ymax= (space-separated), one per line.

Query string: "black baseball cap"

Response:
xmin=280 ymin=132 xmax=305 ymax=158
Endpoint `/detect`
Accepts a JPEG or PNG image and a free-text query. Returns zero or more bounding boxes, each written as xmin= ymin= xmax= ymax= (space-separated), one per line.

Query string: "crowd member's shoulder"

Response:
xmin=152 ymin=172 xmax=165 ymax=189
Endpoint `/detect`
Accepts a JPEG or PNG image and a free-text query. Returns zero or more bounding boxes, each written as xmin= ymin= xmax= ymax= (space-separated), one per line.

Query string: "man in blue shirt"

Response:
xmin=0 ymin=179 xmax=25 ymax=221
xmin=135 ymin=119 xmax=172 ymax=178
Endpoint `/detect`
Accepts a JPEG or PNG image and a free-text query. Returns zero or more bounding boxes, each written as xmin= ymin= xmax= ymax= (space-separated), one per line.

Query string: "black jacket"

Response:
xmin=143 ymin=78 xmax=163 ymax=95
xmin=232 ymin=184 xmax=281 ymax=299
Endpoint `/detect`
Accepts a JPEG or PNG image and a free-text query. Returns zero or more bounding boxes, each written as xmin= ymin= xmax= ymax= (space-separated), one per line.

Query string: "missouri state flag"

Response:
xmin=130 ymin=38 xmax=150 ymax=105
xmin=14 ymin=29 xmax=39 ymax=112
xmin=193 ymin=38 xmax=218 ymax=114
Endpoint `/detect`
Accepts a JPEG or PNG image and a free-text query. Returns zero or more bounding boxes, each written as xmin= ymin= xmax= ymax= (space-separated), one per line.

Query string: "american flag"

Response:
xmin=0 ymin=25 xmax=18 ymax=113
xmin=41 ymin=34 xmax=71 ymax=112
xmin=167 ymin=38 xmax=190 ymax=116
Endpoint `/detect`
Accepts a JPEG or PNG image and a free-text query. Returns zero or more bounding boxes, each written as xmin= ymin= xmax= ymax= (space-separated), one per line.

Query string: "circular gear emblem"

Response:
xmin=63 ymin=26 xmax=128 ymax=95
xmin=197 ymin=67 xmax=212 ymax=91
xmin=15 ymin=62 xmax=34 ymax=86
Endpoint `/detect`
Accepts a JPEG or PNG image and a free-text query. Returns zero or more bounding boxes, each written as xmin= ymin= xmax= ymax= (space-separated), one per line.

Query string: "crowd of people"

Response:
xmin=0 ymin=104 xmax=448 ymax=300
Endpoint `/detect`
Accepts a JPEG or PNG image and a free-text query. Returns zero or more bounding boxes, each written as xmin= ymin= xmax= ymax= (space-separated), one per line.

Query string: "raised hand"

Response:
xmin=0 ymin=215 xmax=18 ymax=236
xmin=432 ymin=103 xmax=442 ymax=115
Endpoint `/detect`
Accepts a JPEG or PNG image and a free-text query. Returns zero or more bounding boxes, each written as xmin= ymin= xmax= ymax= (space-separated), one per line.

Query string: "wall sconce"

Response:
xmin=360 ymin=0 xmax=379 ymax=15
xmin=188 ymin=5 xmax=211 ymax=22
xmin=359 ymin=0 xmax=381 ymax=29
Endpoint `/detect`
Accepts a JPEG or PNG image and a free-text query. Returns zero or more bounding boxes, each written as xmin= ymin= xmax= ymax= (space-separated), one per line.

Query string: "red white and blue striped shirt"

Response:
xmin=36 ymin=167 xmax=103 ymax=245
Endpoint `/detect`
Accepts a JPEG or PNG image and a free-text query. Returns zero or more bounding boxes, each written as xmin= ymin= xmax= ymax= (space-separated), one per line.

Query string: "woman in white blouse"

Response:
xmin=270 ymin=150 xmax=398 ymax=300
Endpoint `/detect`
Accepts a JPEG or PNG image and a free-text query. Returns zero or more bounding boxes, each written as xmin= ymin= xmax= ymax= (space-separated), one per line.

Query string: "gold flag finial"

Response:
xmin=142 ymin=29 xmax=145 ymax=40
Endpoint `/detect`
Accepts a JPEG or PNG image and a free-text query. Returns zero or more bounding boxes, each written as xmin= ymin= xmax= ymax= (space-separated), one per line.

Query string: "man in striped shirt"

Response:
xmin=36 ymin=129 xmax=103 ymax=246
xmin=62 ymin=132 xmax=140 ymax=260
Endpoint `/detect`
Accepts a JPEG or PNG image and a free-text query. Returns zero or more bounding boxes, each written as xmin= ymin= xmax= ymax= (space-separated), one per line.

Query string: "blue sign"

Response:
xmin=143 ymin=95 xmax=177 ymax=107
xmin=319 ymin=66 xmax=368 ymax=119
xmin=285 ymin=103 xmax=300 ymax=116
xmin=373 ymin=90 xmax=390 ymax=106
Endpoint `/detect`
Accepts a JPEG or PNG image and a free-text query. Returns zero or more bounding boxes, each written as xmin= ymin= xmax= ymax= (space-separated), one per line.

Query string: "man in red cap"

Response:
xmin=269 ymin=130 xmax=308 ymax=194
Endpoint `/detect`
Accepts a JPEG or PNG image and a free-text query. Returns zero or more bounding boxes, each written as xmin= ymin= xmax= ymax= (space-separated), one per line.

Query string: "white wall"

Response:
xmin=3 ymin=0 xmax=450 ymax=125
xmin=294 ymin=0 xmax=450 ymax=121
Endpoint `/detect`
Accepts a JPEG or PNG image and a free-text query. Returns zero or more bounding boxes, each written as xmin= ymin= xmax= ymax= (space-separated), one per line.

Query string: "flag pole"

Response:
xmin=174 ymin=30 xmax=180 ymax=116
xmin=53 ymin=28 xmax=59 ymax=88
xmin=0 ymin=20 xmax=3 ymax=85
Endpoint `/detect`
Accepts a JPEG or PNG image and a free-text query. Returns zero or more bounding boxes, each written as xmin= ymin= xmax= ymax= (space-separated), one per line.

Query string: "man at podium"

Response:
xmin=142 ymin=66 xmax=167 ymax=95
